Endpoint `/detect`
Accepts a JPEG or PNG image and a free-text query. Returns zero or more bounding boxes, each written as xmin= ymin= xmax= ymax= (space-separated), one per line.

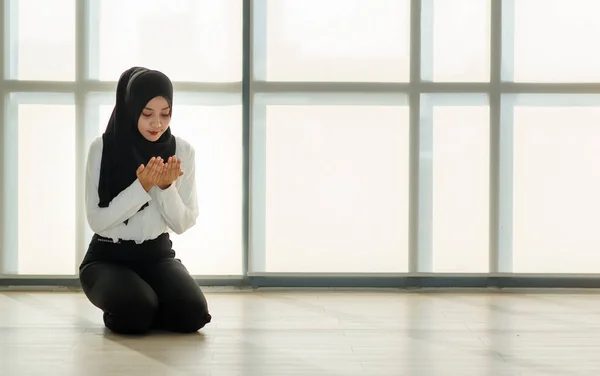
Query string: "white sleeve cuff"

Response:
xmin=154 ymin=183 xmax=178 ymax=204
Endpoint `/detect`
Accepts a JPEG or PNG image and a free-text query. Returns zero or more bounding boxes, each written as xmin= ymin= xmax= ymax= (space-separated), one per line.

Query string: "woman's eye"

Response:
xmin=143 ymin=113 xmax=152 ymax=117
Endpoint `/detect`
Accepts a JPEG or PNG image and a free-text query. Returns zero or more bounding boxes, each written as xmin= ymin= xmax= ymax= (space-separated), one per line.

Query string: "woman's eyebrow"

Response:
xmin=143 ymin=107 xmax=153 ymax=111
xmin=143 ymin=107 xmax=170 ymax=111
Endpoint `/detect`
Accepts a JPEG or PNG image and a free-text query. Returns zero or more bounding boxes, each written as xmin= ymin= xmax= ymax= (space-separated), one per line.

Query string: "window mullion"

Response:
xmin=409 ymin=0 xmax=423 ymax=273
xmin=0 ymin=0 xmax=6 ymax=275
xmin=74 ymin=0 xmax=88 ymax=270
xmin=495 ymin=0 xmax=515 ymax=273
xmin=1 ymin=0 xmax=18 ymax=275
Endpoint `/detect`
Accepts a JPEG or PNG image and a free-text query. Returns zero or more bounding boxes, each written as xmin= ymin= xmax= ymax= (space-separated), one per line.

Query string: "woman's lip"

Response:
xmin=149 ymin=131 xmax=159 ymax=135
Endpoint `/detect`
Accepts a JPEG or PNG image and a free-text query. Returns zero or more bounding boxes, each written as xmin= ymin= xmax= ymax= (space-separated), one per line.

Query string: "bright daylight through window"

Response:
xmin=1 ymin=0 xmax=600 ymax=280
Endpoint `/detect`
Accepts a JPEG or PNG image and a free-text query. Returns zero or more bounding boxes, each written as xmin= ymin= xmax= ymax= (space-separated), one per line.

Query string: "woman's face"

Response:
xmin=137 ymin=96 xmax=171 ymax=142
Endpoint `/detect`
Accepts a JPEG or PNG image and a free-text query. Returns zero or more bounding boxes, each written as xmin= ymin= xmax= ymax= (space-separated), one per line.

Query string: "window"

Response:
xmin=420 ymin=95 xmax=490 ymax=273
xmin=3 ymin=95 xmax=76 ymax=275
xmin=256 ymin=0 xmax=411 ymax=82
xmin=1 ymin=0 xmax=243 ymax=278
xmin=250 ymin=94 xmax=410 ymax=273
xmin=2 ymin=0 xmax=600 ymax=283
xmin=93 ymin=0 xmax=243 ymax=82
xmin=511 ymin=0 xmax=600 ymax=82
xmin=423 ymin=0 xmax=491 ymax=82
xmin=7 ymin=0 xmax=76 ymax=81
xmin=508 ymin=95 xmax=600 ymax=273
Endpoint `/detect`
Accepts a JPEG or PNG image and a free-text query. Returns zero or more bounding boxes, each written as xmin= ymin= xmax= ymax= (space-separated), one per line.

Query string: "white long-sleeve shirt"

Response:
xmin=85 ymin=136 xmax=199 ymax=244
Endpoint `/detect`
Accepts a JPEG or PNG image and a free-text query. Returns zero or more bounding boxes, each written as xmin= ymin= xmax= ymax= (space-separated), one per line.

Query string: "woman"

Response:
xmin=79 ymin=67 xmax=211 ymax=335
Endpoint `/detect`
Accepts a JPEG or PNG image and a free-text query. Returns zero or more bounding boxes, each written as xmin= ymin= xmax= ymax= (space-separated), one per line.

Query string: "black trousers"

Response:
xmin=79 ymin=234 xmax=211 ymax=335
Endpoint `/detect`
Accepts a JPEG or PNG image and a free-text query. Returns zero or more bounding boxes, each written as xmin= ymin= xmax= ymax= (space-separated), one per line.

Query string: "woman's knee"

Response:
xmin=78 ymin=262 xmax=160 ymax=334
xmin=103 ymin=295 xmax=159 ymax=334
xmin=161 ymin=298 xmax=212 ymax=333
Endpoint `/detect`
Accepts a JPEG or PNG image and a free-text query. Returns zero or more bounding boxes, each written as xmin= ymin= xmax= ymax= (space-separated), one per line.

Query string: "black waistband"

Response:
xmin=92 ymin=232 xmax=170 ymax=244
xmin=80 ymin=233 xmax=174 ymax=268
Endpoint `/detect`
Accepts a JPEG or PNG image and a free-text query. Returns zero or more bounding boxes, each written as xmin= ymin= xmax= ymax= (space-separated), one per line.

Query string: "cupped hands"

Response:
xmin=136 ymin=156 xmax=184 ymax=192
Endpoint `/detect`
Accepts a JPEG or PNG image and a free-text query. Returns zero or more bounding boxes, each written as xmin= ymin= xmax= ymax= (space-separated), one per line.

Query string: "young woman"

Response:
xmin=78 ymin=67 xmax=211 ymax=335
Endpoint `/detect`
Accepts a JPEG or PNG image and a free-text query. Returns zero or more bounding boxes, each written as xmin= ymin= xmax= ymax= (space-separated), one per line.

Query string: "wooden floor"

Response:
xmin=0 ymin=288 xmax=597 ymax=375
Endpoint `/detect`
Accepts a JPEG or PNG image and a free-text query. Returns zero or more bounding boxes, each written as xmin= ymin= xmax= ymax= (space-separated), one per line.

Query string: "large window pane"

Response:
xmin=512 ymin=0 xmax=600 ymax=82
xmin=511 ymin=97 xmax=600 ymax=273
xmin=4 ymin=97 xmax=76 ymax=274
xmin=425 ymin=0 xmax=490 ymax=82
xmin=169 ymin=104 xmax=244 ymax=276
xmin=9 ymin=0 xmax=76 ymax=81
xmin=430 ymin=100 xmax=490 ymax=272
xmin=93 ymin=97 xmax=244 ymax=276
xmin=258 ymin=0 xmax=410 ymax=82
xmin=94 ymin=0 xmax=242 ymax=82
xmin=258 ymin=103 xmax=410 ymax=273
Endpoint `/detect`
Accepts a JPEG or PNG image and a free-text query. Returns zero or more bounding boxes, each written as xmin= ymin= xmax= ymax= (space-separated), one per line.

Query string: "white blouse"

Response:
xmin=85 ymin=136 xmax=199 ymax=244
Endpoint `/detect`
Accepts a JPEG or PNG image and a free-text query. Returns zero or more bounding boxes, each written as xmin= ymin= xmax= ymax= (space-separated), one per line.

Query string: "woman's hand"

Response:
xmin=136 ymin=157 xmax=165 ymax=192
xmin=158 ymin=156 xmax=184 ymax=190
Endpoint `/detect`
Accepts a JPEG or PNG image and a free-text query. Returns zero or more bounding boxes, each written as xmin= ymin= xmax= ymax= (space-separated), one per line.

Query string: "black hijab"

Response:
xmin=97 ymin=67 xmax=176 ymax=209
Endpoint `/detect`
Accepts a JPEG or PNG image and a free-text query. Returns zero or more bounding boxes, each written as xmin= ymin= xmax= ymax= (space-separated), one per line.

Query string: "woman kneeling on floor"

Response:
xmin=79 ymin=66 xmax=211 ymax=335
